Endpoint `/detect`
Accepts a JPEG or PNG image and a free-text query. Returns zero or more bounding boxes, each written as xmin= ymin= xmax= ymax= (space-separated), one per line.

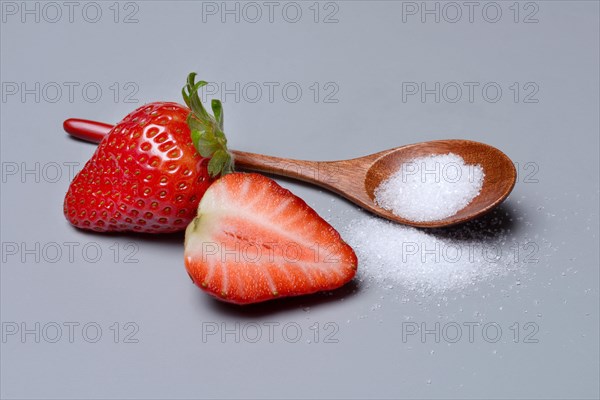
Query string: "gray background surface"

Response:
xmin=1 ymin=1 xmax=599 ymax=399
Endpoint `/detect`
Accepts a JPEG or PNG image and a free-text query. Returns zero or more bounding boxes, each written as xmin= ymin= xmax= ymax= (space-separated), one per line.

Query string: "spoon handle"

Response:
xmin=63 ymin=119 xmax=111 ymax=143
xmin=231 ymin=150 xmax=341 ymax=188
xmin=233 ymin=149 xmax=374 ymax=211
xmin=63 ymin=118 xmax=369 ymax=203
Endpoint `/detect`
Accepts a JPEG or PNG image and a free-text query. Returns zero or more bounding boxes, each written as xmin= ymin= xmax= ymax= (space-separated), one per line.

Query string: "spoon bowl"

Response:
xmin=361 ymin=140 xmax=517 ymax=227
xmin=63 ymin=118 xmax=516 ymax=228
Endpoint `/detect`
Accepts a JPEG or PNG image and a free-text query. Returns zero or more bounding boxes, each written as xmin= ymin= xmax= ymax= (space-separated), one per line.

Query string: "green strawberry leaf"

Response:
xmin=194 ymin=80 xmax=208 ymax=91
xmin=190 ymin=129 xmax=202 ymax=150
xmin=208 ymin=149 xmax=229 ymax=177
xmin=211 ymin=99 xmax=224 ymax=130
xmin=183 ymin=72 xmax=234 ymax=177
xmin=196 ymin=136 xmax=220 ymax=158
xmin=187 ymin=114 xmax=206 ymax=133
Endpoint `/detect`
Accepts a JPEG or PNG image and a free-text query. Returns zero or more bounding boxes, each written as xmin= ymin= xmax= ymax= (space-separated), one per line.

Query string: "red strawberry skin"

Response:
xmin=64 ymin=102 xmax=214 ymax=233
xmin=184 ymin=173 xmax=357 ymax=305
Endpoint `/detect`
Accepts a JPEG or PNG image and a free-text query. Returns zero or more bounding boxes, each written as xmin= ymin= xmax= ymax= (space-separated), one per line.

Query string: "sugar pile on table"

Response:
xmin=341 ymin=214 xmax=521 ymax=294
xmin=374 ymin=153 xmax=484 ymax=222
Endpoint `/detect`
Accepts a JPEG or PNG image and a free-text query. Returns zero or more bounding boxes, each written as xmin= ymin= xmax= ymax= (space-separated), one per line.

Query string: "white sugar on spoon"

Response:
xmin=374 ymin=153 xmax=484 ymax=222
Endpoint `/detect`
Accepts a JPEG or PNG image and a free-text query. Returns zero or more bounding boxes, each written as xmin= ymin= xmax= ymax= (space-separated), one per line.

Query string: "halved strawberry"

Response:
xmin=184 ymin=173 xmax=357 ymax=305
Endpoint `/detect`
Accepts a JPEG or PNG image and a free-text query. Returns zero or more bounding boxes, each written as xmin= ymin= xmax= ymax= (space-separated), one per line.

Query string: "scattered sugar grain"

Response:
xmin=341 ymin=215 xmax=521 ymax=294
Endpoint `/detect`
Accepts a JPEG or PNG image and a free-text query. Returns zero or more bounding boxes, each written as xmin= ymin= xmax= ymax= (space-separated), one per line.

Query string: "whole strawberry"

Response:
xmin=64 ymin=73 xmax=232 ymax=233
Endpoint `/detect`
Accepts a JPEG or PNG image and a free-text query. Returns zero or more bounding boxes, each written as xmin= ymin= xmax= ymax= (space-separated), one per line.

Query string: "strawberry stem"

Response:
xmin=183 ymin=72 xmax=233 ymax=177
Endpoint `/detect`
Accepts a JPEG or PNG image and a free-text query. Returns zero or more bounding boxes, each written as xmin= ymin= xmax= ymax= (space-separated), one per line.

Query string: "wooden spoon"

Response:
xmin=64 ymin=118 xmax=516 ymax=228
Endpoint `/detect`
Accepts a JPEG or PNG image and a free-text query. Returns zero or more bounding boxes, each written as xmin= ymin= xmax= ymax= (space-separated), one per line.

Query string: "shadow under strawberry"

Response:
xmin=67 ymin=222 xmax=185 ymax=246
xmin=195 ymin=279 xmax=362 ymax=318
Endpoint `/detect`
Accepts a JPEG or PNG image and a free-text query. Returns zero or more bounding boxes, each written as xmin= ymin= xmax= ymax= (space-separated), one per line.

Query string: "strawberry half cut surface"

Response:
xmin=184 ymin=173 xmax=358 ymax=305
